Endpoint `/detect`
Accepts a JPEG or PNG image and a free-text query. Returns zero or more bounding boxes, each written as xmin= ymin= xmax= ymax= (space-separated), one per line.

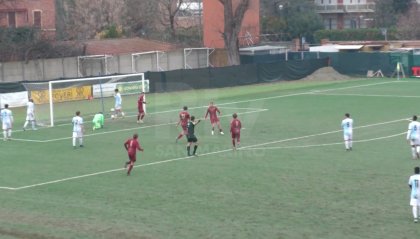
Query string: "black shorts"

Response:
xmin=187 ymin=135 xmax=197 ymax=143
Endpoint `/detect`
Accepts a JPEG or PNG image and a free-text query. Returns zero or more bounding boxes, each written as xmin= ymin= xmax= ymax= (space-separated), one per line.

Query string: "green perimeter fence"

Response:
xmin=241 ymin=51 xmax=420 ymax=77
xmin=0 ymin=58 xmax=329 ymax=94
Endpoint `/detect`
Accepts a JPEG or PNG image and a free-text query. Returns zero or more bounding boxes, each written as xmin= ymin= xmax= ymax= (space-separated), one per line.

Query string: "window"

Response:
xmin=8 ymin=12 xmax=16 ymax=28
xmin=33 ymin=10 xmax=41 ymax=28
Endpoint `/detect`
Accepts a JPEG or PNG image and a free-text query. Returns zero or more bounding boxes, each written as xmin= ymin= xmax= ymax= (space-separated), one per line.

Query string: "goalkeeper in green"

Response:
xmin=92 ymin=112 xmax=104 ymax=130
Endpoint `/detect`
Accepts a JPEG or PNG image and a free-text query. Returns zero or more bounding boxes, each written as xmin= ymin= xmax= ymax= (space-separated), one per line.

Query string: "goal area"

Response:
xmin=22 ymin=73 xmax=147 ymax=127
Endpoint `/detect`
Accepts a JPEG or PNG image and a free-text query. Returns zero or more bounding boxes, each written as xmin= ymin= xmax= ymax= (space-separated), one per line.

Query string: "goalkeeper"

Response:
xmin=92 ymin=112 xmax=104 ymax=130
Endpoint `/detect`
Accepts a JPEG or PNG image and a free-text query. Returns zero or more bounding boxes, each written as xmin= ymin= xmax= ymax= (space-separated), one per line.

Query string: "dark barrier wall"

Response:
xmin=0 ymin=82 xmax=26 ymax=93
xmin=244 ymin=51 xmax=418 ymax=76
xmin=0 ymin=58 xmax=328 ymax=94
xmin=147 ymin=58 xmax=328 ymax=93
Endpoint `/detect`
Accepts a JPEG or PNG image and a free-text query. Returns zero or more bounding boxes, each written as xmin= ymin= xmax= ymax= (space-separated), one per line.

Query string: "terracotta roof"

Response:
xmin=84 ymin=38 xmax=179 ymax=55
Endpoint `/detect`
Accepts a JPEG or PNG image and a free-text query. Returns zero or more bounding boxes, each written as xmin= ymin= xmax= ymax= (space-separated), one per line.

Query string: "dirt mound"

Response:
xmin=301 ymin=67 xmax=351 ymax=81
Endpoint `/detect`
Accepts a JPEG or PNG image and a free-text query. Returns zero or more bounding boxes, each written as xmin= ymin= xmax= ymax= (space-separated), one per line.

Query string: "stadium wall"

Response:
xmin=0 ymin=58 xmax=328 ymax=107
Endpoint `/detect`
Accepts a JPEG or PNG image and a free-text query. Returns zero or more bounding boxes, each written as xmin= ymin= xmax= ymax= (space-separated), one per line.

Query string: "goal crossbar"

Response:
xmin=48 ymin=73 xmax=146 ymax=126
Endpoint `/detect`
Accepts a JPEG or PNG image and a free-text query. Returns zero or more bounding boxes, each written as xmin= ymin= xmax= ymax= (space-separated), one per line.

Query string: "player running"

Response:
xmin=23 ymin=98 xmax=37 ymax=131
xmin=186 ymin=116 xmax=201 ymax=156
xmin=230 ymin=113 xmax=242 ymax=150
xmin=205 ymin=101 xmax=224 ymax=135
xmin=124 ymin=133 xmax=144 ymax=176
xmin=1 ymin=104 xmax=13 ymax=141
xmin=176 ymin=106 xmax=190 ymax=143
xmin=137 ymin=92 xmax=146 ymax=124
xmin=407 ymin=115 xmax=420 ymax=159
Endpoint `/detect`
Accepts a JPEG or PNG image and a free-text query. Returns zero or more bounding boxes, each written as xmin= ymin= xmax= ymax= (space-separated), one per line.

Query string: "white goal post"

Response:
xmin=131 ymin=51 xmax=166 ymax=73
xmin=77 ymin=55 xmax=113 ymax=77
xmin=45 ymin=73 xmax=147 ymax=126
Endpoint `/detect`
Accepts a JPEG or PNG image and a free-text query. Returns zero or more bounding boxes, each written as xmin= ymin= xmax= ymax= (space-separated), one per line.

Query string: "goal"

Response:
xmin=22 ymin=73 xmax=147 ymax=127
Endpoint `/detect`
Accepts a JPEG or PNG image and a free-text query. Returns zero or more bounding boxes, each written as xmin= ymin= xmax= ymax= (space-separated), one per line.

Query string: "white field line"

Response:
xmin=312 ymin=92 xmax=420 ymax=98
xmin=10 ymin=109 xmax=269 ymax=143
xmin=0 ymin=117 xmax=406 ymax=191
xmin=240 ymin=132 xmax=405 ymax=150
xmin=239 ymin=118 xmax=407 ymax=150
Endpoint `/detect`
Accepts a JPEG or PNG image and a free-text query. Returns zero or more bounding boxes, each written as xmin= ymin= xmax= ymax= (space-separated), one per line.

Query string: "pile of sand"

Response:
xmin=300 ymin=67 xmax=351 ymax=81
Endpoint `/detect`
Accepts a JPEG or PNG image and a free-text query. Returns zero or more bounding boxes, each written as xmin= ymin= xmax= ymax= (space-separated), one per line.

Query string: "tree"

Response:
xmin=122 ymin=0 xmax=158 ymax=38
xmin=278 ymin=0 xmax=323 ymax=44
xmin=397 ymin=4 xmax=420 ymax=40
xmin=57 ymin=0 xmax=124 ymax=40
xmin=218 ymin=0 xmax=250 ymax=66
xmin=157 ymin=0 xmax=184 ymax=38
xmin=374 ymin=0 xmax=411 ymax=28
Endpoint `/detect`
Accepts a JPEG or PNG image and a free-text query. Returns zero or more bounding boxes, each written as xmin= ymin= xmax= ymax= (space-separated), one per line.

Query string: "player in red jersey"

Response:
xmin=205 ymin=101 xmax=224 ymax=135
xmin=176 ymin=106 xmax=190 ymax=142
xmin=123 ymin=133 xmax=144 ymax=176
xmin=230 ymin=113 xmax=242 ymax=150
xmin=137 ymin=92 xmax=147 ymax=124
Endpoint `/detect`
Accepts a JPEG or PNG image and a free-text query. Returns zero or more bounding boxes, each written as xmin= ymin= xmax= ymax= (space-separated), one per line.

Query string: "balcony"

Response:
xmin=315 ymin=4 xmax=375 ymax=14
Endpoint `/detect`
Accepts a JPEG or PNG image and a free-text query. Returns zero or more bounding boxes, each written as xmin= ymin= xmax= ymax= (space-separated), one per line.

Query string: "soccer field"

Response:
xmin=1 ymin=77 xmax=419 ymax=238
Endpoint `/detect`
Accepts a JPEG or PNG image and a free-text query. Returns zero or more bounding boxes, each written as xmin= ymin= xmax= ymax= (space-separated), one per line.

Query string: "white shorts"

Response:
xmin=343 ymin=132 xmax=353 ymax=141
xmin=410 ymin=198 xmax=420 ymax=206
xmin=115 ymin=104 xmax=121 ymax=110
xmin=72 ymin=131 xmax=83 ymax=138
xmin=26 ymin=113 xmax=35 ymax=121
xmin=2 ymin=122 xmax=11 ymax=130
xmin=410 ymin=138 xmax=420 ymax=146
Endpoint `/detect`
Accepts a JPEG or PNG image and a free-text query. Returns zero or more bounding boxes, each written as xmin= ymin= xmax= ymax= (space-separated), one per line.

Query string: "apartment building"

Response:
xmin=314 ymin=0 xmax=375 ymax=30
xmin=0 ymin=0 xmax=56 ymax=38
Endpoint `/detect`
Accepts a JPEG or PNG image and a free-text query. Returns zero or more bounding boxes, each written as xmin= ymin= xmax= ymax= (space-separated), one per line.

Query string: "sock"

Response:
xmin=187 ymin=146 xmax=191 ymax=155
xmin=23 ymin=121 xmax=28 ymax=128
xmin=72 ymin=137 xmax=76 ymax=146
xmin=219 ymin=129 xmax=223 ymax=132
xmin=349 ymin=140 xmax=352 ymax=148
xmin=212 ymin=127 xmax=214 ymax=131
xmin=345 ymin=141 xmax=349 ymax=149
xmin=137 ymin=115 xmax=140 ymax=120
xmin=232 ymin=139 xmax=236 ymax=147
xmin=193 ymin=145 xmax=198 ymax=154
xmin=3 ymin=131 xmax=6 ymax=139
xmin=177 ymin=134 xmax=183 ymax=140
xmin=413 ymin=206 xmax=419 ymax=219
xmin=412 ymin=147 xmax=417 ymax=158
xmin=141 ymin=114 xmax=145 ymax=120
xmin=31 ymin=121 xmax=36 ymax=129
xmin=7 ymin=129 xmax=11 ymax=138
xmin=79 ymin=138 xmax=83 ymax=146
xmin=127 ymin=164 xmax=133 ymax=175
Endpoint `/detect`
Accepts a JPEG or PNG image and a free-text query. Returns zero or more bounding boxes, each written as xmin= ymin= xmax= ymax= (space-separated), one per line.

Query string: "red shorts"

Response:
xmin=138 ymin=108 xmax=145 ymax=114
xmin=128 ymin=153 xmax=137 ymax=162
xmin=182 ymin=125 xmax=188 ymax=135
xmin=210 ymin=117 xmax=219 ymax=124
xmin=231 ymin=132 xmax=240 ymax=140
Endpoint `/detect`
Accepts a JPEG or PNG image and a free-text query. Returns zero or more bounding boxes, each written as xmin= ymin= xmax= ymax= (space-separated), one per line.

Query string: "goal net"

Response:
xmin=22 ymin=73 xmax=147 ymax=127
xmin=131 ymin=51 xmax=166 ymax=73
xmin=78 ymin=55 xmax=114 ymax=77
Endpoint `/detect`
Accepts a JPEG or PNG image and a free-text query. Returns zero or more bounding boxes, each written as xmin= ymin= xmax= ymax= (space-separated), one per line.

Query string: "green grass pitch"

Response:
xmin=1 ymin=77 xmax=420 ymax=238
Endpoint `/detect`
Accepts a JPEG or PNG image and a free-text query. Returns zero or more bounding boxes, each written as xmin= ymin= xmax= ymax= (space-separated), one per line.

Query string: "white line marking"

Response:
xmin=241 ymin=132 xmax=405 ymax=150
xmin=312 ymin=93 xmax=420 ymax=98
xmin=239 ymin=118 xmax=407 ymax=150
xmin=0 ymin=117 xmax=406 ymax=191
